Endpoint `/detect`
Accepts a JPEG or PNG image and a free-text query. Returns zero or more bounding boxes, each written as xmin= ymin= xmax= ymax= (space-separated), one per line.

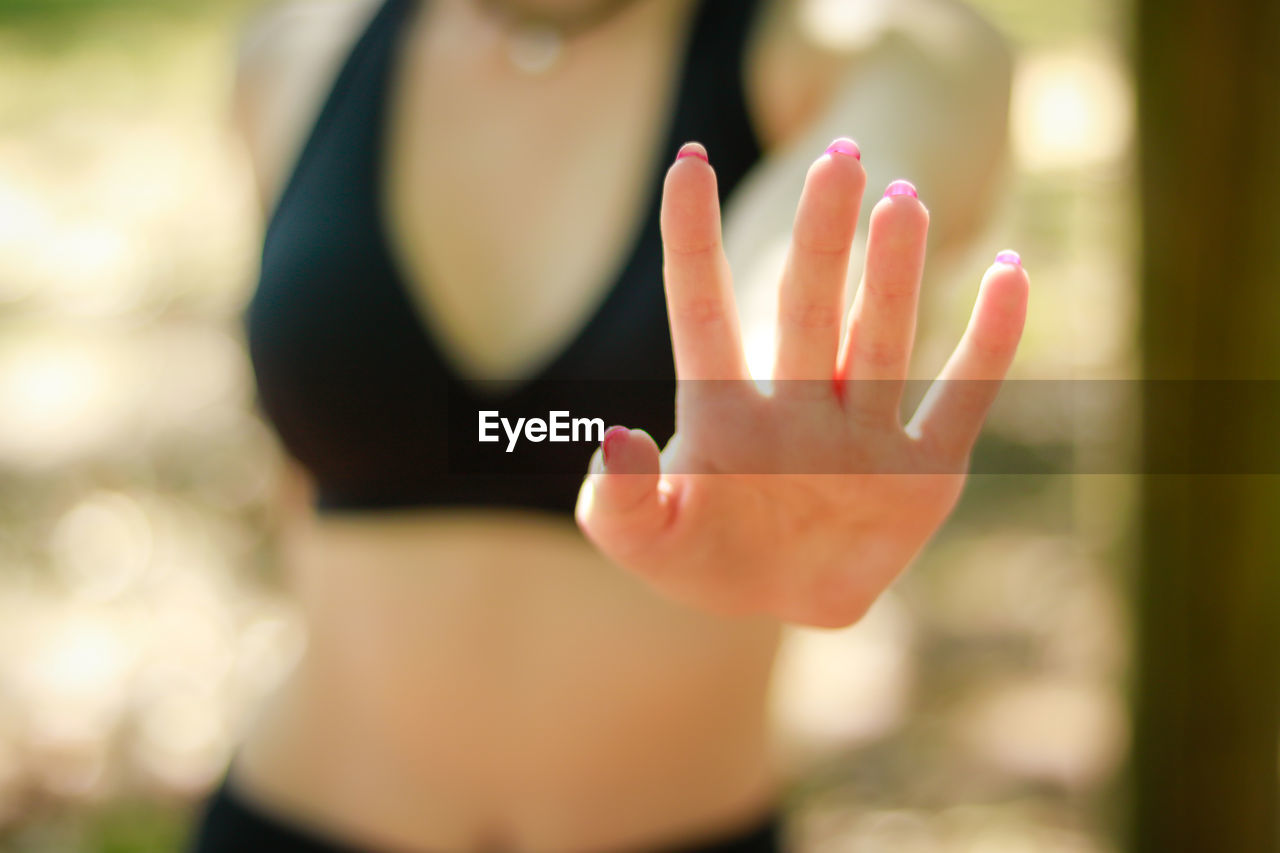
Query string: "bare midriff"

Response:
xmin=231 ymin=507 xmax=782 ymax=853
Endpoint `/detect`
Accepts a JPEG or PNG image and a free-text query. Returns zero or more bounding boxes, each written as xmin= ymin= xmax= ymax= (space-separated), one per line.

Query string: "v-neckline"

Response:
xmin=368 ymin=0 xmax=707 ymax=395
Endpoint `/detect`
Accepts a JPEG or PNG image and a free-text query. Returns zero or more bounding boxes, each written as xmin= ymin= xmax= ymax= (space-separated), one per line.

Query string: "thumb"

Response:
xmin=575 ymin=426 xmax=671 ymax=558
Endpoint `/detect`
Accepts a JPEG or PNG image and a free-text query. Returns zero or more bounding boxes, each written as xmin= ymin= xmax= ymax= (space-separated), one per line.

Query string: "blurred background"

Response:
xmin=0 ymin=0 xmax=1251 ymax=850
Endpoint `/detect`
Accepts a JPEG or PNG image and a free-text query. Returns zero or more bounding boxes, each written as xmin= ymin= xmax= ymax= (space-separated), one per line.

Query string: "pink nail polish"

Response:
xmin=825 ymin=137 xmax=861 ymax=159
xmin=884 ymin=180 xmax=918 ymax=199
xmin=675 ymin=143 xmax=708 ymax=163
xmin=994 ymin=249 xmax=1022 ymax=267
xmin=602 ymin=426 xmax=627 ymax=465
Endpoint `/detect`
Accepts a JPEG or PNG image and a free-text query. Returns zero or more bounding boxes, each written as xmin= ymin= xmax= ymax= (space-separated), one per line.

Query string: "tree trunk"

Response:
xmin=1132 ymin=0 xmax=1280 ymax=850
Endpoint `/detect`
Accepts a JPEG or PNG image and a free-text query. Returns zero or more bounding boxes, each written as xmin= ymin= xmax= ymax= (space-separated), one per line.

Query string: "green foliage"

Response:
xmin=0 ymin=0 xmax=253 ymax=14
xmin=0 ymin=0 xmax=265 ymax=33
xmin=86 ymin=802 xmax=193 ymax=853
xmin=1 ymin=801 xmax=193 ymax=853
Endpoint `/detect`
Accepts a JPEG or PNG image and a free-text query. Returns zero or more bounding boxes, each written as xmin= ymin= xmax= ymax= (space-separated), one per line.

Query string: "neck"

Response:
xmin=475 ymin=0 xmax=674 ymax=36
xmin=442 ymin=0 xmax=687 ymax=76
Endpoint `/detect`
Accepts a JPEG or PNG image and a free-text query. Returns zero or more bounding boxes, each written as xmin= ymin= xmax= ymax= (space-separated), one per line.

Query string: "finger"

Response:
xmin=907 ymin=252 xmax=1029 ymax=463
xmin=774 ymin=138 xmax=866 ymax=388
xmin=841 ymin=180 xmax=929 ymax=421
xmin=575 ymin=426 xmax=671 ymax=558
xmin=660 ymin=142 xmax=748 ymax=381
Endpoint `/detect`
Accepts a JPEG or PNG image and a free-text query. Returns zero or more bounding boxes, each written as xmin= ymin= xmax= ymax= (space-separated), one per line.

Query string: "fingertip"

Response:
xmin=810 ymin=138 xmax=867 ymax=184
xmin=973 ymin=262 xmax=1030 ymax=343
xmin=982 ymin=256 xmax=1031 ymax=303
xmin=868 ymin=183 xmax=930 ymax=238
xmin=824 ymin=136 xmax=861 ymax=160
xmin=601 ymin=425 xmax=627 ymax=466
xmin=675 ymin=141 xmax=709 ymax=163
xmin=665 ymin=141 xmax=716 ymax=197
xmin=987 ymin=251 xmax=1030 ymax=301
xmin=872 ymin=190 xmax=929 ymax=220
xmin=600 ymin=427 xmax=660 ymax=477
xmin=790 ymin=143 xmax=868 ymax=256
xmin=661 ymin=146 xmax=723 ymax=254
xmin=994 ymin=249 xmax=1022 ymax=268
xmin=586 ymin=427 xmax=663 ymax=529
xmin=884 ymin=179 xmax=918 ymax=198
xmin=667 ymin=142 xmax=715 ymax=186
xmin=875 ymin=180 xmax=928 ymax=216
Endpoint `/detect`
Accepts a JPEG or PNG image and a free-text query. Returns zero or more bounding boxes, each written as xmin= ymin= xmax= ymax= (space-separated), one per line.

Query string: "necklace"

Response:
xmin=476 ymin=0 xmax=652 ymax=75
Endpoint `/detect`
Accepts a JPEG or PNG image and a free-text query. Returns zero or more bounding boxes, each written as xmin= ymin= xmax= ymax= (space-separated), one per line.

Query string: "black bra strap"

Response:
xmin=264 ymin=0 xmax=416 ymax=233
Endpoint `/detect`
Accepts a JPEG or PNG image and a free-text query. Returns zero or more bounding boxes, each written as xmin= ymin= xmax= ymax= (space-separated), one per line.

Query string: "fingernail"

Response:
xmin=675 ymin=142 xmax=708 ymax=163
xmin=825 ymin=137 xmax=861 ymax=159
xmin=994 ymin=249 xmax=1022 ymax=267
xmin=884 ymin=180 xmax=918 ymax=198
xmin=601 ymin=426 xmax=627 ymax=465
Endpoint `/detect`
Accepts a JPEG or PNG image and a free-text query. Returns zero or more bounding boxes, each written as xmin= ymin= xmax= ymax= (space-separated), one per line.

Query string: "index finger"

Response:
xmin=659 ymin=142 xmax=749 ymax=381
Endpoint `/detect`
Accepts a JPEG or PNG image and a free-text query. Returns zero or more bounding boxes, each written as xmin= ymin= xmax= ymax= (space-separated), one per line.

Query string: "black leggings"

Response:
xmin=188 ymin=782 xmax=784 ymax=853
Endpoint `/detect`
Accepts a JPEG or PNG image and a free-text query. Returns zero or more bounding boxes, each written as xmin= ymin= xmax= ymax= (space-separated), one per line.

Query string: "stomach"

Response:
xmin=230 ymin=503 xmax=782 ymax=852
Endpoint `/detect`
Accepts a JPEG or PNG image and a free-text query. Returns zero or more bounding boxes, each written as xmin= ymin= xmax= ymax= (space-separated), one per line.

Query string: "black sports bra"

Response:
xmin=246 ymin=0 xmax=764 ymax=514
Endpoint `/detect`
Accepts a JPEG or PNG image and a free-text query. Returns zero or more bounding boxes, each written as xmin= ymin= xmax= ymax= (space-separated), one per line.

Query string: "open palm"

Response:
xmin=576 ymin=140 xmax=1029 ymax=627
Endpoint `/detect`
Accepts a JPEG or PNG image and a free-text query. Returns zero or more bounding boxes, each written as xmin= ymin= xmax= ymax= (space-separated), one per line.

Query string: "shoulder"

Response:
xmin=746 ymin=0 xmax=1012 ymax=151
xmin=232 ymin=0 xmax=383 ymax=210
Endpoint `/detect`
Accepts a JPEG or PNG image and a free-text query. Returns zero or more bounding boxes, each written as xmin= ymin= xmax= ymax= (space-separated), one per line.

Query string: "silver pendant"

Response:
xmin=505 ymin=22 xmax=564 ymax=75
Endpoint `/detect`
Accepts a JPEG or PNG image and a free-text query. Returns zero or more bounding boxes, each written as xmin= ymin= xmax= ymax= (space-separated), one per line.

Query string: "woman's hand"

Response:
xmin=575 ymin=140 xmax=1028 ymax=628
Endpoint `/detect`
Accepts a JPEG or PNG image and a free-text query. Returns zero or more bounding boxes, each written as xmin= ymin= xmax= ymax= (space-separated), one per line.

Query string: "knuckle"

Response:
xmin=782 ymin=300 xmax=842 ymax=330
xmin=865 ymin=280 xmax=915 ymax=303
xmin=856 ymin=337 xmax=907 ymax=369
xmin=969 ymin=334 xmax=1016 ymax=363
xmin=664 ymin=238 xmax=720 ymax=259
xmin=792 ymin=233 xmax=851 ymax=257
xmin=678 ymin=296 xmax=728 ymax=325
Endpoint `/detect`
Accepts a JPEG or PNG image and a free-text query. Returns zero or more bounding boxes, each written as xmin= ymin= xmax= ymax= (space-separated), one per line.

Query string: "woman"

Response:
xmin=193 ymin=0 xmax=1025 ymax=850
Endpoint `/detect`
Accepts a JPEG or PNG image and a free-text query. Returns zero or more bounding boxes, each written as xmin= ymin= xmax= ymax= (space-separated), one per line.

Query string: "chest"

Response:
xmin=247 ymin=0 xmax=778 ymax=511
xmin=381 ymin=3 xmax=688 ymax=380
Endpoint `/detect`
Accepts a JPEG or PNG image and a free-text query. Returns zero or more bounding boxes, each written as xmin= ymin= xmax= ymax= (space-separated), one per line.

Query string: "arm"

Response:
xmin=229 ymin=2 xmax=376 ymax=532
xmin=231 ymin=0 xmax=380 ymax=214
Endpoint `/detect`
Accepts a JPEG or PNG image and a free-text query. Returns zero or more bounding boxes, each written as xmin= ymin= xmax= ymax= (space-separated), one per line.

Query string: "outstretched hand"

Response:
xmin=575 ymin=139 xmax=1028 ymax=627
